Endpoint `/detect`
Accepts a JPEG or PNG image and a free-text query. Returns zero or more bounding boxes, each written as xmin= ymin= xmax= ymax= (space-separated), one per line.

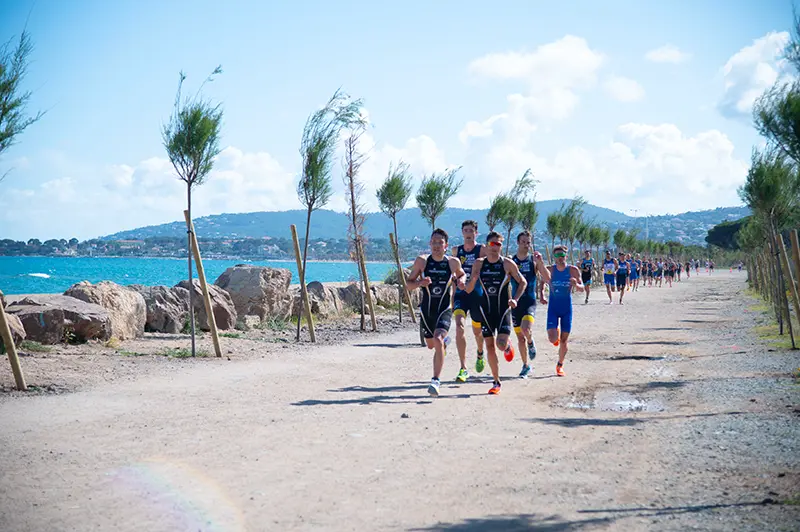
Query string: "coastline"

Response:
xmin=0 ymin=255 xmax=404 ymax=264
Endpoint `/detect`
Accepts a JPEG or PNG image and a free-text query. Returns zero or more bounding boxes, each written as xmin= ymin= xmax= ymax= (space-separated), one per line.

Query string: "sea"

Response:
xmin=0 ymin=257 xmax=401 ymax=295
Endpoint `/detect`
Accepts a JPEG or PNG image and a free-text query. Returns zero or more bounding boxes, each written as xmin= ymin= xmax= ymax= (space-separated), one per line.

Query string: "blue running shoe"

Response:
xmin=519 ymin=365 xmax=532 ymax=379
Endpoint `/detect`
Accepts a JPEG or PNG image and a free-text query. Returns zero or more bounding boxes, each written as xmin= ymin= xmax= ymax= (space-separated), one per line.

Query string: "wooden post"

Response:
xmin=778 ymin=235 xmax=800 ymax=331
xmin=184 ymin=211 xmax=222 ymax=358
xmin=389 ymin=233 xmax=416 ymax=324
xmin=290 ymin=224 xmax=316 ymax=342
xmin=357 ymin=239 xmax=378 ymax=331
xmin=545 ymin=244 xmax=552 ymax=264
xmin=0 ymin=305 xmax=26 ymax=391
xmin=790 ymin=229 xmax=800 ymax=294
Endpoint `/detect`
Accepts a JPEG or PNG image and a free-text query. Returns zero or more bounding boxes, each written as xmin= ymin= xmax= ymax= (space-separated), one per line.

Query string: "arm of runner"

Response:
xmin=569 ymin=265 xmax=585 ymax=293
xmin=479 ymin=245 xmax=487 ymax=258
xmin=405 ymin=256 xmax=430 ymax=290
xmin=540 ymin=265 xmax=552 ymax=304
xmin=505 ymin=259 xmax=526 ymax=308
xmin=465 ymin=258 xmax=483 ymax=294
xmin=535 ymin=251 xmax=551 ymax=285
xmin=449 ymin=257 xmax=467 ymax=290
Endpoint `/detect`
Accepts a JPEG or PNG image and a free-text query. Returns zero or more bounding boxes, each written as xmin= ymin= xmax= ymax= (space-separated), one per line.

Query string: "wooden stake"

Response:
xmin=389 ymin=233 xmax=416 ymax=324
xmin=184 ymin=211 xmax=222 ymax=358
xmin=778 ymin=235 xmax=800 ymax=331
xmin=290 ymin=224 xmax=316 ymax=342
xmin=545 ymin=244 xmax=551 ymax=264
xmin=357 ymin=239 xmax=378 ymax=331
xmin=790 ymin=229 xmax=800 ymax=294
xmin=0 ymin=305 xmax=26 ymax=391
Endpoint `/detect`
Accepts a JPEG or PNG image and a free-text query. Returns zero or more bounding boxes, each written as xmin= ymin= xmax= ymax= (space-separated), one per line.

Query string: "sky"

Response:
xmin=0 ymin=0 xmax=794 ymax=240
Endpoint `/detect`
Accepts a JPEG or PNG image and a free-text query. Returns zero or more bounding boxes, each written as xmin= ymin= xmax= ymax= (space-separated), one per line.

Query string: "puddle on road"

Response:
xmin=558 ymin=390 xmax=666 ymax=413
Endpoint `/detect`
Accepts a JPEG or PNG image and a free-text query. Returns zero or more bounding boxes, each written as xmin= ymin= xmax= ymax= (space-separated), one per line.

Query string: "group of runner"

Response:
xmin=406 ymin=221 xmax=583 ymax=397
xmin=583 ymin=253 xmax=707 ymax=305
xmin=404 ymin=220 xmax=717 ymax=398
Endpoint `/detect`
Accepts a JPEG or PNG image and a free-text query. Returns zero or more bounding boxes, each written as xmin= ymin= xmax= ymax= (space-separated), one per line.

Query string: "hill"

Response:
xmin=100 ymin=201 xmax=750 ymax=246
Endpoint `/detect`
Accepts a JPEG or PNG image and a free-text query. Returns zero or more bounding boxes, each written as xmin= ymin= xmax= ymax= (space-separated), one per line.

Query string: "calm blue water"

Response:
xmin=0 ymin=257 xmax=401 ymax=295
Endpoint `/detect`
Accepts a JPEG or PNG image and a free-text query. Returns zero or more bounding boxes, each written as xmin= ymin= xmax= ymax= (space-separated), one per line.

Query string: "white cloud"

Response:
xmin=645 ymin=45 xmax=691 ymax=64
xmin=604 ymin=76 xmax=645 ymax=102
xmin=464 ymin=35 xmax=605 ymax=136
xmin=0 ymin=147 xmax=299 ymax=240
xmin=718 ymin=31 xmax=790 ymax=118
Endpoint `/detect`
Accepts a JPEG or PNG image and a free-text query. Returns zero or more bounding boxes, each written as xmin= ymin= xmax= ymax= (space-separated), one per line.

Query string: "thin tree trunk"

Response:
xmin=393 ymin=217 xmax=401 ymax=323
xmin=296 ymin=207 xmax=313 ymax=341
xmin=187 ymin=181 xmax=196 ymax=357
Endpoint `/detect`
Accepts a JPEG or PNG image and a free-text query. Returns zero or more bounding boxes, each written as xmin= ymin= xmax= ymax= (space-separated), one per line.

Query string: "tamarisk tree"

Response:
xmin=162 ymin=66 xmax=223 ymax=357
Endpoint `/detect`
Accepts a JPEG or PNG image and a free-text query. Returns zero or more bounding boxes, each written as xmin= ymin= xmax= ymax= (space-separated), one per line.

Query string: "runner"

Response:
xmin=451 ymin=220 xmax=486 ymax=382
xmin=541 ymin=244 xmax=585 ymax=376
xmin=406 ymin=228 xmax=467 ymax=397
xmin=580 ymin=250 xmax=594 ymax=304
xmin=631 ymin=253 xmax=641 ymax=291
xmin=684 ymin=260 xmax=691 ymax=279
xmin=602 ymin=250 xmax=617 ymax=304
xmin=511 ymin=231 xmax=551 ymax=378
xmin=616 ymin=252 xmax=630 ymax=304
xmin=655 ymin=258 xmax=663 ymax=287
xmin=466 ymin=231 xmax=528 ymax=395
xmin=665 ymin=259 xmax=674 ymax=288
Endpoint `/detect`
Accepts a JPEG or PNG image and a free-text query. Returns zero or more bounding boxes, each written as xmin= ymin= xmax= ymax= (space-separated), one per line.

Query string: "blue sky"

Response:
xmin=0 ymin=0 xmax=793 ymax=240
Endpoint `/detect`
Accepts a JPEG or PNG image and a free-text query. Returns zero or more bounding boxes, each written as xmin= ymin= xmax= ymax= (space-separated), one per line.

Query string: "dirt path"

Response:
xmin=1 ymin=273 xmax=798 ymax=531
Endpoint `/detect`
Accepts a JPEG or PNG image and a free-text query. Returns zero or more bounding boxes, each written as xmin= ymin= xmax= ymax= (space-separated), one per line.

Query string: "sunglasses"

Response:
xmin=554 ymin=251 xmax=566 ymax=258
xmin=487 ymin=241 xmax=503 ymax=248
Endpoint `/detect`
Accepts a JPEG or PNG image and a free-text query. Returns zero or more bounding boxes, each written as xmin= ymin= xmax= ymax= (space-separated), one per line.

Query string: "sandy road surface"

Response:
xmin=1 ymin=273 xmax=798 ymax=531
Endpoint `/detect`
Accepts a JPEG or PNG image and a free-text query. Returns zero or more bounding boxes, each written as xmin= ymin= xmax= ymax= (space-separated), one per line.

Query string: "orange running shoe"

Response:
xmin=488 ymin=382 xmax=501 ymax=395
xmin=556 ymin=362 xmax=566 ymax=377
xmin=504 ymin=345 xmax=514 ymax=362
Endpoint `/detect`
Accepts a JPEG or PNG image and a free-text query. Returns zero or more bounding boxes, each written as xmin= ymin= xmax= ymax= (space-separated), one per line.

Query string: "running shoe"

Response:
xmin=456 ymin=368 xmax=469 ymax=383
xmin=504 ymin=344 xmax=515 ymax=362
xmin=488 ymin=381 xmax=501 ymax=395
xmin=527 ymin=342 xmax=536 ymax=361
xmin=428 ymin=378 xmax=441 ymax=397
xmin=475 ymin=353 xmax=485 ymax=374
xmin=556 ymin=362 xmax=566 ymax=377
xmin=519 ymin=364 xmax=531 ymax=379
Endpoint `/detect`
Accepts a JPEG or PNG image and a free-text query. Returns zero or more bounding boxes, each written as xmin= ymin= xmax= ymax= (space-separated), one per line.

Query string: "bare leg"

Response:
xmin=454 ymin=313 xmax=467 ymax=370
xmin=485 ymin=337 xmax=500 ymax=383
xmin=426 ymin=332 xmax=446 ymax=380
xmin=472 ymin=321 xmax=485 ymax=356
xmin=558 ymin=331 xmax=570 ymax=365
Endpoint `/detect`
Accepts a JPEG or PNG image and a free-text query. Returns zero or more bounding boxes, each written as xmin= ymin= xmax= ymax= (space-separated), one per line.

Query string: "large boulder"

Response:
xmin=5 ymin=294 xmax=112 ymax=344
xmin=371 ymin=284 xmax=401 ymax=308
xmin=176 ymin=279 xmax=237 ymax=331
xmin=337 ymin=283 xmax=366 ymax=312
xmin=129 ymin=285 xmax=190 ymax=334
xmin=65 ymin=281 xmax=146 ymax=340
xmin=384 ymin=267 xmax=412 ymax=285
xmin=291 ymin=281 xmax=344 ymax=319
xmin=214 ymin=265 xmax=292 ymax=321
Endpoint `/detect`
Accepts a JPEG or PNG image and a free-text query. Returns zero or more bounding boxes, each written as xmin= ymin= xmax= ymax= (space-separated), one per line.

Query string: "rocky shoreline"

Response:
xmin=1 ymin=264 xmax=419 ymax=349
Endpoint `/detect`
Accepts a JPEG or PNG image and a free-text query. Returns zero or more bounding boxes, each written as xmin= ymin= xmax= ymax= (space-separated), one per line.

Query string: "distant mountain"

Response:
xmin=100 ymin=201 xmax=750 ymax=246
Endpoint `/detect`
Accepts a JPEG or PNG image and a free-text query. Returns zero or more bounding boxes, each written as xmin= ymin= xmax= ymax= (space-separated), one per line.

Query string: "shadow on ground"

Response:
xmin=410 ymin=513 xmax=613 ymax=531
xmin=353 ymin=342 xmax=424 ymax=349
xmin=523 ymin=411 xmax=747 ymax=428
xmin=578 ymin=500 xmax=780 ymax=519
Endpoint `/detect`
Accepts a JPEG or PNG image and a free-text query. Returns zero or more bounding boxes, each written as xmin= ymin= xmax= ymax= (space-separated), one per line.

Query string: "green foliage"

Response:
xmin=156 ymin=347 xmax=211 ymax=358
xmin=259 ymin=316 xmax=291 ymax=332
xmin=377 ymin=161 xmax=414 ymax=220
xmin=298 ymin=89 xmax=365 ymax=212
xmin=518 ymin=199 xmax=538 ymax=233
xmin=220 ymin=332 xmax=242 ymax=339
xmin=738 ymin=148 xmax=800 ymax=233
xmin=415 ymin=167 xmax=463 ymax=229
xmin=613 ymin=229 xmax=627 ymax=251
xmin=162 ymin=67 xmax=223 ymax=188
xmin=0 ymin=30 xmax=43 ymax=178
xmin=19 ymin=340 xmax=52 ymax=352
xmin=546 ymin=212 xmax=562 ymax=245
xmin=705 ymin=217 xmax=749 ymax=250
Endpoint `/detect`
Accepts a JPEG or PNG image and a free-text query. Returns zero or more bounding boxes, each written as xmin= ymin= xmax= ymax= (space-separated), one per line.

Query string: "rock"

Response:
xmin=65 ymin=281 xmax=146 ymax=340
xmin=129 ymin=285 xmax=190 ymax=334
xmin=385 ymin=267 xmax=412 ymax=285
xmin=337 ymin=283 xmax=366 ymax=312
xmin=5 ymin=294 xmax=112 ymax=344
xmin=0 ymin=312 xmax=26 ymax=352
xmin=371 ymin=284 xmax=400 ymax=308
xmin=214 ymin=265 xmax=292 ymax=322
xmin=291 ymin=281 xmax=344 ymax=319
xmin=237 ymin=315 xmax=261 ymax=331
xmin=176 ymin=279 xmax=237 ymax=331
